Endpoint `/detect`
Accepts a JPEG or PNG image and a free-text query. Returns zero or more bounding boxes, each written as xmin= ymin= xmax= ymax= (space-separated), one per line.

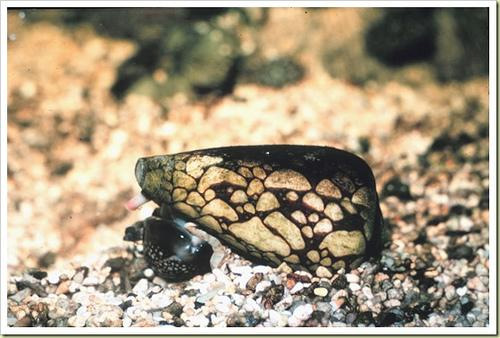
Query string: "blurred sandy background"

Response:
xmin=7 ymin=7 xmax=489 ymax=276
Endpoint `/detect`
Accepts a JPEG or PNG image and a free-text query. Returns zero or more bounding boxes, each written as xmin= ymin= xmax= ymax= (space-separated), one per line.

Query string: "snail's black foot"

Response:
xmin=124 ymin=213 xmax=213 ymax=282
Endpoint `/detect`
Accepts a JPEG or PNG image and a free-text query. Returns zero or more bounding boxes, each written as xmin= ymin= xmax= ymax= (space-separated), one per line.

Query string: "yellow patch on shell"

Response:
xmin=237 ymin=167 xmax=253 ymax=178
xmin=246 ymin=178 xmax=264 ymax=196
xmin=319 ymin=230 xmax=366 ymax=257
xmin=315 ymin=179 xmax=342 ymax=199
xmin=173 ymin=202 xmax=199 ymax=218
xmin=172 ymin=188 xmax=187 ymax=202
xmin=291 ymin=210 xmax=307 ymax=225
xmin=186 ymin=191 xmax=206 ymax=207
xmin=263 ymin=211 xmax=306 ymax=250
xmin=320 ymin=257 xmax=332 ymax=266
xmin=173 ymin=170 xmax=197 ymax=190
xmin=256 ymin=192 xmax=280 ymax=212
xmin=185 ymin=155 xmax=223 ymax=178
xmin=230 ymin=190 xmax=248 ymax=204
xmin=197 ymin=215 xmax=222 ymax=233
xmin=315 ymin=266 xmax=333 ymax=278
xmin=352 ymin=187 xmax=371 ymax=207
xmin=301 ymin=226 xmax=313 ymax=238
xmin=220 ymin=234 xmax=248 ymax=252
xmin=286 ymin=191 xmax=299 ymax=201
xmin=308 ymin=213 xmax=319 ymax=223
xmin=324 ymin=203 xmax=344 ymax=221
xmin=204 ymin=189 xmax=216 ymax=201
xmin=198 ymin=166 xmax=247 ymax=193
xmin=175 ymin=161 xmax=186 ymax=171
xmin=313 ymin=218 xmax=333 ymax=234
xmin=252 ymin=167 xmax=267 ymax=180
xmin=201 ymin=198 xmax=239 ymax=221
xmin=306 ymin=250 xmax=320 ymax=263
xmin=332 ymin=260 xmax=346 ymax=270
xmin=264 ymin=169 xmax=312 ymax=191
xmin=243 ymin=203 xmax=256 ymax=214
xmin=284 ymin=254 xmax=300 ymax=264
xmin=302 ymin=192 xmax=324 ymax=211
xmin=237 ymin=160 xmax=261 ymax=167
xmin=341 ymin=197 xmax=358 ymax=214
xmin=229 ymin=216 xmax=291 ymax=257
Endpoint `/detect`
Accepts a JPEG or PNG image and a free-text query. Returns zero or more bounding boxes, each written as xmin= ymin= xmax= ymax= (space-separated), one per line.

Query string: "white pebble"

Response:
xmin=362 ymin=286 xmax=373 ymax=299
xmin=457 ymin=286 xmax=468 ymax=296
xmin=345 ymin=273 xmax=360 ymax=283
xmin=229 ymin=265 xmax=252 ymax=275
xmin=82 ymin=276 xmax=99 ymax=286
xmin=189 ymin=314 xmax=209 ymax=327
xmin=151 ymin=293 xmax=172 ymax=308
xmin=255 ymin=280 xmax=272 ymax=293
xmin=144 ymin=268 xmax=154 ymax=278
xmin=243 ymin=298 xmax=261 ymax=313
xmin=293 ymin=304 xmax=313 ymax=321
xmin=349 ymin=283 xmax=361 ymax=292
xmin=253 ymin=265 xmax=272 ymax=274
xmin=152 ymin=277 xmax=168 ymax=288
xmin=47 ymin=273 xmax=60 ymax=285
xmin=132 ymin=278 xmax=149 ymax=295
xmin=290 ymin=282 xmax=305 ymax=294
xmin=269 ymin=310 xmax=289 ymax=326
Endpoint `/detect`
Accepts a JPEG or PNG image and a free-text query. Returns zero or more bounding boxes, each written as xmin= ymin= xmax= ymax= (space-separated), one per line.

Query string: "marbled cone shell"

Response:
xmin=135 ymin=145 xmax=384 ymax=277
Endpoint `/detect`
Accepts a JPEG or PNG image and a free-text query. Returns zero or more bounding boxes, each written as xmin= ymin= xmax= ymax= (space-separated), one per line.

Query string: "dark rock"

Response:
xmin=50 ymin=161 xmax=73 ymax=177
xmin=165 ymin=301 xmax=183 ymax=317
xmin=460 ymin=296 xmax=474 ymax=315
xmin=37 ymin=251 xmax=56 ymax=268
xmin=331 ymin=274 xmax=348 ymax=290
xmin=262 ymin=283 xmax=284 ymax=309
xmin=447 ymin=244 xmax=474 ymax=261
xmin=246 ymin=272 xmax=264 ymax=291
xmin=354 ymin=311 xmax=374 ymax=326
xmin=104 ymin=257 xmax=127 ymax=272
xmin=376 ymin=307 xmax=405 ymax=326
xmin=119 ymin=300 xmax=133 ymax=311
xmin=27 ymin=268 xmax=48 ymax=280
xmin=365 ymin=8 xmax=437 ymax=66
xmin=251 ymin=57 xmax=305 ymax=88
xmin=452 ymin=277 xmax=467 ymax=288
xmin=381 ymin=177 xmax=412 ymax=200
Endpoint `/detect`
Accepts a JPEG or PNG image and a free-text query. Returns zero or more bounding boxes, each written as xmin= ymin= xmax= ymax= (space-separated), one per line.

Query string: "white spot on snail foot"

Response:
xmin=302 ymin=192 xmax=324 ymax=211
xmin=201 ymin=199 xmax=239 ymax=222
xmin=256 ymin=192 xmax=280 ymax=212
xmin=324 ymin=203 xmax=343 ymax=221
xmin=186 ymin=155 xmax=223 ymax=178
xmin=263 ymin=211 xmax=305 ymax=250
xmin=291 ymin=210 xmax=307 ymax=225
xmin=229 ymin=216 xmax=291 ymax=257
xmin=198 ymin=166 xmax=247 ymax=193
xmin=264 ymin=169 xmax=311 ymax=191
xmin=319 ymin=230 xmax=366 ymax=257
xmin=315 ymin=179 xmax=342 ymax=199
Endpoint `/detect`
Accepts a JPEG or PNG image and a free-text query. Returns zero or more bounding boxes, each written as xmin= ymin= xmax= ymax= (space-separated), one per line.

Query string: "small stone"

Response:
xmin=349 ymin=283 xmax=361 ymax=292
xmin=457 ymin=286 xmax=468 ymax=297
xmin=277 ymin=262 xmax=293 ymax=274
xmin=290 ymin=282 xmax=305 ymax=294
xmin=313 ymin=287 xmax=329 ymax=297
xmin=246 ymin=273 xmax=264 ymax=291
xmin=132 ymin=278 xmax=149 ymax=294
xmin=55 ymin=280 xmax=71 ymax=294
xmin=82 ymin=276 xmax=99 ymax=286
xmin=47 ymin=273 xmax=60 ymax=285
xmin=255 ymin=280 xmax=272 ymax=293
xmin=10 ymin=287 xmax=32 ymax=303
xmin=345 ymin=273 xmax=360 ymax=283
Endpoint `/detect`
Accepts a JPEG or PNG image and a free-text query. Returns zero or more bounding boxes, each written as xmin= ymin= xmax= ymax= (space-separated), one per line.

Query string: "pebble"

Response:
xmin=10 ymin=288 xmax=32 ymax=303
xmin=346 ymin=273 xmax=360 ymax=283
xmin=47 ymin=273 xmax=60 ymax=285
xmin=255 ymin=280 xmax=272 ymax=293
xmin=82 ymin=276 xmax=100 ymax=286
xmin=349 ymin=283 xmax=361 ymax=292
xmin=144 ymin=268 xmax=154 ymax=278
xmin=132 ymin=279 xmax=149 ymax=295
xmin=313 ymin=287 xmax=329 ymax=297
